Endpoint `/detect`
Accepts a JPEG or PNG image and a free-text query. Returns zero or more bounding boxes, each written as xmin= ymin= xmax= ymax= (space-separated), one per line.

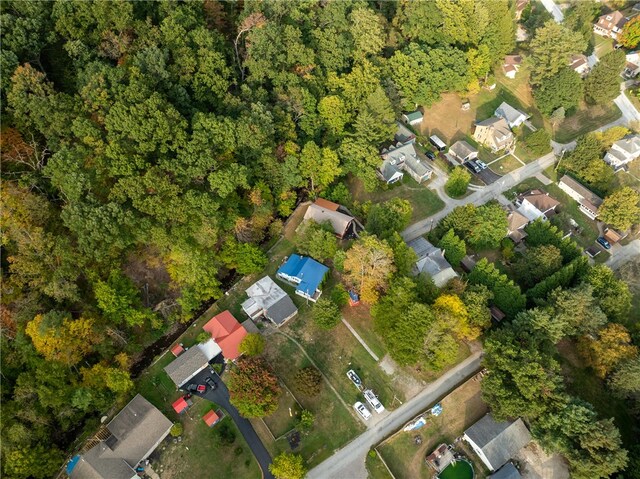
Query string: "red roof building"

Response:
xmin=172 ymin=397 xmax=189 ymax=414
xmin=202 ymin=410 xmax=220 ymax=427
xmin=171 ymin=344 xmax=185 ymax=357
xmin=202 ymin=311 xmax=248 ymax=360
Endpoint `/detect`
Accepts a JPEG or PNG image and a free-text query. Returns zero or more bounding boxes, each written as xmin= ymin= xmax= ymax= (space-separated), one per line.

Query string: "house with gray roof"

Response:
xmin=448 ymin=140 xmax=478 ymax=163
xmin=379 ymin=142 xmax=433 ymax=184
xmin=303 ymin=200 xmax=359 ymax=239
xmin=489 ymin=462 xmax=522 ymax=479
xmin=407 ymin=237 xmax=458 ymax=287
xmin=464 ymin=414 xmax=531 ymax=472
xmin=395 ymin=121 xmax=417 ymax=144
xmin=242 ymin=276 xmax=298 ymax=326
xmin=164 ymin=340 xmax=221 ymax=387
xmin=604 ymin=135 xmax=640 ymax=170
xmin=495 ymin=102 xmax=529 ymax=129
xmin=68 ymin=395 xmax=172 ymax=479
xmin=473 ymin=117 xmax=515 ymax=152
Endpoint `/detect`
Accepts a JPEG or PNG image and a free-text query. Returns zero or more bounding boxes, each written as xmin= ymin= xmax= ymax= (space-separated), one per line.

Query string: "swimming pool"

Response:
xmin=438 ymin=459 xmax=474 ymax=479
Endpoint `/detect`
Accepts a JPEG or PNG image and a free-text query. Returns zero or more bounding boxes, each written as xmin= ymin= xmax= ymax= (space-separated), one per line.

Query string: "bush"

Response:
xmin=238 ymin=333 xmax=265 ymax=357
xmin=445 ymin=167 xmax=472 ymax=198
xmin=227 ymin=357 xmax=281 ymax=418
xmin=468 ymin=258 xmax=526 ymax=317
xmin=312 ymin=297 xmax=341 ymax=329
xmin=298 ymin=409 xmax=314 ymax=432
xmin=293 ymin=367 xmax=323 ymax=396
xmin=170 ymin=423 xmax=183 ymax=437
xmin=438 ymin=229 xmax=466 ymax=266
xmin=196 ymin=332 xmax=210 ymax=344
xmin=523 ymin=129 xmax=552 ymax=155
xmin=330 ymin=284 xmax=349 ymax=307
xmin=217 ymin=421 xmax=236 ymax=445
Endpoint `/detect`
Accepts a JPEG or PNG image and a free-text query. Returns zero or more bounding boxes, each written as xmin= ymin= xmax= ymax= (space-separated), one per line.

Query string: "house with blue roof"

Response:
xmin=276 ymin=254 xmax=329 ymax=302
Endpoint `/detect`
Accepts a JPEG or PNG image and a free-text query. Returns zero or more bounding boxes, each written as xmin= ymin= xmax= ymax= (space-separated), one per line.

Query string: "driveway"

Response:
xmin=606 ymin=239 xmax=640 ymax=270
xmin=184 ymin=368 xmax=275 ymax=479
xmin=306 ymin=352 xmax=483 ymax=479
xmin=478 ymin=167 xmax=502 ymax=185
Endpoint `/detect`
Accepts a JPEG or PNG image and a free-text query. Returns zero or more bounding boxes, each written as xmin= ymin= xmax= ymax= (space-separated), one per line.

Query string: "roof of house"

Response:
xmin=313 ymin=197 xmax=339 ymax=211
xmin=508 ymin=210 xmax=529 ymax=232
xmin=304 ymin=202 xmax=354 ymax=237
xmin=503 ymin=65 xmax=517 ymax=74
xmin=407 ymin=237 xmax=457 ymax=283
xmin=203 ymin=410 xmax=220 ymax=427
xmin=404 ymin=110 xmax=423 ymax=122
xmin=242 ymin=276 xmax=298 ymax=325
xmin=449 ymin=140 xmax=478 ymax=159
xmin=490 ymin=462 xmax=522 ymax=479
xmin=465 ymin=414 xmax=531 ymax=470
xmin=164 ymin=345 xmax=211 ymax=386
xmin=490 ymin=306 xmax=506 ymax=321
xmin=203 ymin=311 xmax=247 ymax=360
xmin=172 ymin=397 xmax=189 ymax=414
xmin=503 ymin=55 xmax=523 ymax=66
xmin=518 ymin=190 xmax=560 ymax=214
xmin=395 ymin=121 xmax=416 ymax=144
xmin=611 ymin=134 xmax=640 ymax=155
xmin=596 ymin=10 xmax=627 ymax=31
xmin=277 ymin=254 xmax=329 ymax=297
xmin=460 ymin=255 xmax=477 ymax=272
xmin=495 ymin=102 xmax=529 ymax=125
xmin=69 ymin=395 xmax=172 ymax=479
xmin=559 ymin=175 xmax=603 ymax=211
xmin=171 ymin=344 xmax=184 ymax=357
xmin=404 ymin=153 xmax=433 ymax=179
xmin=569 ymin=54 xmax=588 ymax=70
xmin=475 ymin=117 xmax=514 ymax=145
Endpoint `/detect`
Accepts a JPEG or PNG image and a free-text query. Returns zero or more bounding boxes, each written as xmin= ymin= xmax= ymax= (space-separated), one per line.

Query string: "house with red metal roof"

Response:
xmin=203 ymin=311 xmax=248 ymax=361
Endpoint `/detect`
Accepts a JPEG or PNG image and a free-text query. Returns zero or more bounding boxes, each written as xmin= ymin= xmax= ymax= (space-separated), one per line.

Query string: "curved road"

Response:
xmin=306 ymin=352 xmax=483 ymax=479
xmin=188 ymin=368 xmax=275 ymax=479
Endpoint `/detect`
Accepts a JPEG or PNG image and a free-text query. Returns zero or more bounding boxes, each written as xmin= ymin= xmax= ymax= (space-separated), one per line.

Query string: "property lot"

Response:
xmin=553 ymin=103 xmax=622 ymax=143
xmin=488 ymin=154 xmax=523 ymax=175
xmin=377 ymin=378 xmax=489 ymax=479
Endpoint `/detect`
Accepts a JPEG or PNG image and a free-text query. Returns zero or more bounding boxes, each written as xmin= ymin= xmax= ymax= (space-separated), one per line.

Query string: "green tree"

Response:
xmin=528 ymin=20 xmax=587 ymax=85
xmin=514 ymin=244 xmax=564 ymax=288
xmin=311 ymin=297 xmax=341 ymax=330
xmin=389 ymin=232 xmax=417 ymax=277
xmin=564 ymin=1 xmax=601 ymax=51
xmin=170 ymin=423 xmax=183 ymax=437
xmin=584 ymin=50 xmax=625 ymax=104
xmin=618 ymin=16 xmax=640 ymax=49
xmin=461 ymin=284 xmax=493 ymax=339
xmin=445 ymin=167 xmax=471 ymax=198
xmin=534 ymin=68 xmax=583 ymax=115
xmin=298 ymin=409 xmax=314 ymax=432
xmin=546 ymin=285 xmax=607 ymax=336
xmin=227 ymin=357 xmax=281 ymax=418
xmin=94 ymin=270 xmax=155 ymax=328
xmin=4 ymin=445 xmax=65 ymax=479
xmin=366 ymin=198 xmax=412 ymax=240
xmin=299 ymin=141 xmax=341 ymax=194
xmin=524 ymin=129 xmax=552 ymax=155
xmin=585 ymin=264 xmax=633 ymax=322
xmin=238 ymin=333 xmax=265 ymax=357
xmin=385 ymin=302 xmax=435 ymax=366
xmin=438 ymin=229 xmax=466 ymax=267
xmin=609 ymin=356 xmax=640 ymax=398
xmin=349 ymin=6 xmax=385 ymax=61
xmin=296 ymin=220 xmax=338 ymax=263
xmin=220 ymin=240 xmax=269 ymax=275
xmin=598 ymin=187 xmax=640 ymax=231
xmin=269 ymin=452 xmax=307 ymax=479
xmin=293 ymin=367 xmax=323 ymax=396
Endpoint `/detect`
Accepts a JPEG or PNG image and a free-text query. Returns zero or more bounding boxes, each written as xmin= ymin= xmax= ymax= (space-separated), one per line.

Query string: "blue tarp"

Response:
xmin=277 ymin=254 xmax=329 ymax=297
xmin=66 ymin=455 xmax=81 ymax=475
xmin=349 ymin=290 xmax=360 ymax=302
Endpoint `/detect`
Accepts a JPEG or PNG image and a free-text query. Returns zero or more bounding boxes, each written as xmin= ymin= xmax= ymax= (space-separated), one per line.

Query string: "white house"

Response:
xmin=569 ymin=54 xmax=590 ymax=77
xmin=604 ymin=135 xmax=640 ymax=170
xmin=464 ymin=414 xmax=531 ymax=472
xmin=558 ymin=175 xmax=603 ymax=220
xmin=494 ymin=102 xmax=529 ymax=129
xmin=594 ymin=10 xmax=628 ymax=40
xmin=448 ymin=140 xmax=479 ymax=163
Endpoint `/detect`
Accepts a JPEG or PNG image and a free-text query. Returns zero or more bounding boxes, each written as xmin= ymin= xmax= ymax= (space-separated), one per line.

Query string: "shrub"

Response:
xmin=445 ymin=167 xmax=472 ymax=198
xmin=523 ymin=129 xmax=552 ymax=155
xmin=238 ymin=333 xmax=265 ymax=357
xmin=312 ymin=297 xmax=341 ymax=329
xmin=293 ymin=367 xmax=323 ymax=396
xmin=170 ymin=423 xmax=183 ymax=437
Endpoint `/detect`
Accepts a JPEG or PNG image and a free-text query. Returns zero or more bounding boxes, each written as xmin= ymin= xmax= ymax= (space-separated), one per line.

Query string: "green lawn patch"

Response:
xmin=553 ymin=103 xmax=622 ymax=143
xmin=612 ymin=169 xmax=640 ymax=195
xmin=489 ymin=155 xmax=523 ymax=175
xmin=504 ymin=177 xmax=547 ymax=200
xmin=545 ymin=183 xmax=600 ymax=249
xmin=348 ymin=176 xmax=445 ymax=223
xmin=514 ymin=140 xmax=548 ymax=163
xmin=342 ymin=303 xmax=387 ymax=360
xmin=263 ymin=388 xmax=303 ymax=439
xmin=366 ymin=450 xmax=394 ymax=479
xmin=594 ymin=34 xmax=614 ymax=58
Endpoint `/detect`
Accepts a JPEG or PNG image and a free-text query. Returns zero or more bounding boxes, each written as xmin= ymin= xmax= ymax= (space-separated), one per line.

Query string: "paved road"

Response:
xmin=402 ymin=153 xmax=556 ymax=242
xmin=614 ymin=91 xmax=640 ymax=124
xmin=306 ymin=352 xmax=483 ymax=479
xmin=540 ymin=0 xmax=564 ymax=22
xmin=606 ymin=239 xmax=640 ymax=270
xmin=186 ymin=368 xmax=275 ymax=479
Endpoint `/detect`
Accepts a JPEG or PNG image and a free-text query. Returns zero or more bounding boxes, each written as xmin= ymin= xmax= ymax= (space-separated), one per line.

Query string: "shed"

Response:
xmin=203 ymin=410 xmax=220 ymax=427
xmin=585 ymin=246 xmax=601 ymax=258
xmin=172 ymin=397 xmax=189 ymax=414
xmin=171 ymin=344 xmax=185 ymax=357
xmin=403 ymin=110 xmax=423 ymax=125
xmin=490 ymin=306 xmax=506 ymax=322
xmin=460 ymin=255 xmax=477 ymax=273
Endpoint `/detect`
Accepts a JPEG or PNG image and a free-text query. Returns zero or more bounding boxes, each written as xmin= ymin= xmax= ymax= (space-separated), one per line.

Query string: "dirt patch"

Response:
xmin=515 ymin=442 xmax=570 ymax=479
xmin=380 ymin=354 xmax=425 ymax=399
xmin=123 ymin=246 xmax=177 ymax=307
xmin=418 ymin=93 xmax=477 ymax=143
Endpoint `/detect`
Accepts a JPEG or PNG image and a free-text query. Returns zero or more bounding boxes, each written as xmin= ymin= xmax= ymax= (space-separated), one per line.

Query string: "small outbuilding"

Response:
xmin=202 ymin=410 xmax=221 ymax=427
xmin=172 ymin=396 xmax=191 ymax=414
xmin=403 ymin=110 xmax=423 ymax=125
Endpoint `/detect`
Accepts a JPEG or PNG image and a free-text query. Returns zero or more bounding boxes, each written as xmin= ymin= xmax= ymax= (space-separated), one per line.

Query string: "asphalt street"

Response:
xmin=306 ymin=351 xmax=483 ymax=479
xmin=186 ymin=368 xmax=275 ymax=479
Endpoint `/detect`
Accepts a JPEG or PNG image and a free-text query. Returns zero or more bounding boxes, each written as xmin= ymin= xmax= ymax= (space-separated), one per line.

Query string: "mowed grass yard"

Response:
xmin=347 ymin=175 xmax=445 ymax=223
xmin=377 ymin=378 xmax=489 ymax=479
xmin=490 ymin=154 xmax=524 ymax=174
xmin=552 ymin=103 xmax=622 ymax=144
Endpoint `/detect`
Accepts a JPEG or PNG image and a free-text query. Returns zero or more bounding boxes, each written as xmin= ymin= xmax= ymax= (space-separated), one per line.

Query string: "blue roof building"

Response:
xmin=276 ymin=254 xmax=329 ymax=302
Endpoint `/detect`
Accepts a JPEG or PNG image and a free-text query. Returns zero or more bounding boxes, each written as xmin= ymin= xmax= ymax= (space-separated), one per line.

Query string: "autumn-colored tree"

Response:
xmin=4 ymin=445 xmax=65 ymax=479
xmin=269 ymin=452 xmax=307 ymax=479
xmin=343 ymin=235 xmax=396 ymax=304
xmin=578 ymin=323 xmax=638 ymax=378
xmin=25 ymin=313 xmax=98 ymax=365
xmin=82 ymin=363 xmax=134 ymax=394
xmin=433 ymin=294 xmax=472 ymax=340
xmin=598 ymin=187 xmax=640 ymax=231
xmin=227 ymin=357 xmax=281 ymax=417
xmin=238 ymin=333 xmax=265 ymax=356
xmin=293 ymin=366 xmax=323 ymax=396
xmin=618 ymin=16 xmax=640 ymax=48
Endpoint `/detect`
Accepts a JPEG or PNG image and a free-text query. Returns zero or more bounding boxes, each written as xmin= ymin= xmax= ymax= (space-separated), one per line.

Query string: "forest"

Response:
xmin=0 ymin=1 xmax=516 ymax=477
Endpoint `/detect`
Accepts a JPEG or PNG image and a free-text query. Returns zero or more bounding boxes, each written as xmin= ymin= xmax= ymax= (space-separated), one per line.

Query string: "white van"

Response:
xmin=364 ymin=389 xmax=385 ymax=413
xmin=353 ymin=401 xmax=372 ymax=421
xmin=429 ymin=135 xmax=447 ymax=152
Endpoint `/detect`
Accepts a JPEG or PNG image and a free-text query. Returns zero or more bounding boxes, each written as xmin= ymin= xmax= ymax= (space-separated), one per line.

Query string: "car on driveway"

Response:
xmin=465 ymin=160 xmax=481 ymax=173
xmin=363 ymin=390 xmax=385 ymax=413
xmin=196 ymin=384 xmax=207 ymax=393
xmin=205 ymin=376 xmax=217 ymax=390
xmin=597 ymin=237 xmax=611 ymax=249
xmin=353 ymin=401 xmax=372 ymax=421
xmin=476 ymin=160 xmax=488 ymax=170
xmin=426 ymin=151 xmax=436 ymax=161
xmin=347 ymin=369 xmax=363 ymax=390
xmin=187 ymin=384 xmax=198 ymax=393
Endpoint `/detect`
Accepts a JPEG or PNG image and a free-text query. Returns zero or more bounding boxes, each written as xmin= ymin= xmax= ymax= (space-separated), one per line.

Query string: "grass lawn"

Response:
xmin=552 ymin=103 xmax=622 ymax=143
xmin=154 ymin=399 xmax=261 ymax=479
xmin=347 ymin=176 xmax=445 ymax=223
xmin=594 ymin=34 xmax=614 ymax=58
xmin=366 ymin=450 xmax=394 ymax=479
xmin=514 ymin=141 xmax=549 ymax=164
xmin=489 ymin=154 xmax=523 ymax=175
xmin=612 ymin=168 xmax=640 ymax=195
xmin=504 ymin=177 xmax=547 ymax=200
xmin=260 ymin=334 xmax=364 ymax=467
xmin=263 ymin=387 xmax=303 ymax=438
xmin=342 ymin=303 xmax=387 ymax=360
xmin=625 ymin=89 xmax=640 ymax=113
xmin=545 ymin=183 xmax=601 ymax=248
xmin=377 ymin=378 xmax=489 ymax=479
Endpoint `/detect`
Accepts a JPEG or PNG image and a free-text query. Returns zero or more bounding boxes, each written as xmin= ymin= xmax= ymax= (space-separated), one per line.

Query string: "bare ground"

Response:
xmin=515 ymin=442 xmax=570 ymax=479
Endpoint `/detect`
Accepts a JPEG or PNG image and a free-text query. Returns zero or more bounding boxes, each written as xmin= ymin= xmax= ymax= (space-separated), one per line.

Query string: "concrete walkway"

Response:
xmin=306 ymin=351 xmax=483 ymax=479
xmin=341 ymin=318 xmax=379 ymax=361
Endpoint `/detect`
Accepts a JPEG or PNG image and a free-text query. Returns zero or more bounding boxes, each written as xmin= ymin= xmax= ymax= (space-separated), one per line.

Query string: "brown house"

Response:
xmin=593 ymin=10 xmax=628 ymax=39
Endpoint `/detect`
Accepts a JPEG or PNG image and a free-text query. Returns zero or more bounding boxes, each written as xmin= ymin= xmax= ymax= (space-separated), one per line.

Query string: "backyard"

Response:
xmin=552 ymin=103 xmax=622 ymax=143
xmin=377 ymin=378 xmax=490 ymax=479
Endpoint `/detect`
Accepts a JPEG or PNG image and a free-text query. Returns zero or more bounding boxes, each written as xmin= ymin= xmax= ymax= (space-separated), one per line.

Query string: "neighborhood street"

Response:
xmin=606 ymin=239 xmax=640 ymax=270
xmin=402 ymin=152 xmax=556 ymax=241
xmin=306 ymin=352 xmax=483 ymax=479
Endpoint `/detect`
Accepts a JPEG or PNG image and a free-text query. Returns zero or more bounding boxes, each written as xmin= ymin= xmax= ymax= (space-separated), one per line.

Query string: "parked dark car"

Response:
xmin=187 ymin=384 xmax=198 ymax=393
xmin=205 ymin=376 xmax=217 ymax=390
xmin=596 ymin=237 xmax=611 ymax=249
xmin=465 ymin=160 xmax=481 ymax=173
xmin=426 ymin=151 xmax=436 ymax=161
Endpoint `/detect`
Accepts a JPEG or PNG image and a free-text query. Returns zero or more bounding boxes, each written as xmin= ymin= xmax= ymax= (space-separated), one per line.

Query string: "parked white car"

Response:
xmin=363 ymin=389 xmax=385 ymax=413
xmin=353 ymin=401 xmax=372 ymax=421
